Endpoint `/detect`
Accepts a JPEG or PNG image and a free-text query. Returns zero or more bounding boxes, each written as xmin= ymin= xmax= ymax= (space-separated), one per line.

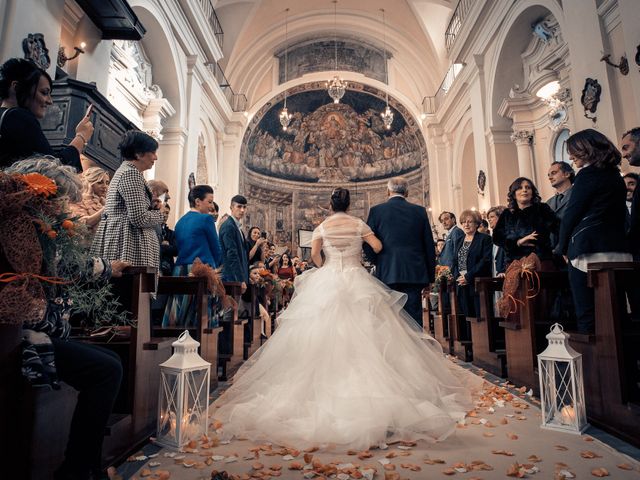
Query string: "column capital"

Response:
xmin=511 ymin=129 xmax=534 ymax=145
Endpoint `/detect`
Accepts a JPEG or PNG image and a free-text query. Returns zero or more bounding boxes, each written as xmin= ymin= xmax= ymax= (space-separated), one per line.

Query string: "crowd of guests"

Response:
xmin=435 ymin=128 xmax=640 ymax=335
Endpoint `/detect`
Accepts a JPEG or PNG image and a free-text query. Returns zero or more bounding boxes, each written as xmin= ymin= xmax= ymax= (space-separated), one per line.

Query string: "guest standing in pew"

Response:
xmin=487 ymin=205 xmax=507 ymax=277
xmin=492 ymin=177 xmax=559 ymax=270
xmin=163 ymin=185 xmax=223 ymax=327
xmin=546 ymin=161 xmax=575 ymax=221
xmin=451 ymin=209 xmax=493 ymax=318
xmin=159 ymin=203 xmax=178 ymax=277
xmin=246 ymin=226 xmax=268 ymax=266
xmin=558 ymin=129 xmax=631 ymax=333
xmin=69 ymin=166 xmax=110 ymax=238
xmin=91 ymin=131 xmax=164 ymax=269
xmin=0 ymin=58 xmax=93 ymax=171
xmin=621 ymin=127 xmax=640 ymax=322
xmin=220 ymin=195 xmax=250 ymax=293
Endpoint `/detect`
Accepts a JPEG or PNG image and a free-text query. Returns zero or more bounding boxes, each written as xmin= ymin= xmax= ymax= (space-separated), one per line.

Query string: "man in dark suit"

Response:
xmin=622 ymin=127 xmax=640 ymax=259
xmin=219 ymin=194 xmax=249 ymax=293
xmin=438 ymin=211 xmax=464 ymax=269
xmin=365 ymin=177 xmax=436 ymax=326
xmin=546 ymin=161 xmax=574 ymax=220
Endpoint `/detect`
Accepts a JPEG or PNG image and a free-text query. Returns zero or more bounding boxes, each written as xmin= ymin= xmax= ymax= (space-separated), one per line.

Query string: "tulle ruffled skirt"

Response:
xmin=213 ymin=265 xmax=482 ymax=450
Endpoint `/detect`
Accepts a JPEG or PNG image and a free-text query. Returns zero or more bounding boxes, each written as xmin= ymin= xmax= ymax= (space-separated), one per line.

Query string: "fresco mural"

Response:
xmin=244 ymin=89 xmax=422 ymax=183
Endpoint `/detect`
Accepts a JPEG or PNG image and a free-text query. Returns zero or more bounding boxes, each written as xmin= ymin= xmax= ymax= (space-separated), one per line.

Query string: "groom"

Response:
xmin=364 ymin=177 xmax=436 ymax=326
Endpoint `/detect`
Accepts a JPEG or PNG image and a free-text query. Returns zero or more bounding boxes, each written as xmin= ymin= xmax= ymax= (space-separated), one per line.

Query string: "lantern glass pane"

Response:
xmin=540 ymin=359 xmax=578 ymax=428
xmin=182 ymin=369 xmax=210 ymax=441
xmin=158 ymin=370 xmax=180 ymax=444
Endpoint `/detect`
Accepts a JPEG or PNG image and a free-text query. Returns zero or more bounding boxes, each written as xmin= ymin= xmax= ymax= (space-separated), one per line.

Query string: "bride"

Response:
xmin=213 ymin=188 xmax=482 ymax=450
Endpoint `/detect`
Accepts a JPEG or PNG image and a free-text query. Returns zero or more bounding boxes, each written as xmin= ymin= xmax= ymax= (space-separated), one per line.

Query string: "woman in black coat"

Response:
xmin=0 ymin=58 xmax=93 ymax=170
xmin=557 ymin=129 xmax=630 ymax=333
xmin=493 ymin=177 xmax=559 ymax=269
xmin=452 ymin=209 xmax=493 ymax=317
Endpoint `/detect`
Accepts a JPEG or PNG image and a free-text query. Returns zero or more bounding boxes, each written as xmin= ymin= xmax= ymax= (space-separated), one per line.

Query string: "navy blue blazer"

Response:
xmin=439 ymin=225 xmax=464 ymax=268
xmin=365 ymin=196 xmax=436 ymax=285
xmin=557 ymin=164 xmax=627 ymax=260
xmin=219 ymin=217 xmax=249 ymax=283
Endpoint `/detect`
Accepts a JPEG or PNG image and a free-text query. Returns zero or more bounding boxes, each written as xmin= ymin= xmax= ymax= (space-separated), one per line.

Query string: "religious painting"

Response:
xmin=243 ymin=88 xmax=423 ymax=183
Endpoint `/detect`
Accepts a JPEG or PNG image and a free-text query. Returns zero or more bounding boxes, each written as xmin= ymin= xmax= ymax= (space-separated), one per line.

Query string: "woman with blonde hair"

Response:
xmin=70 ymin=166 xmax=109 ymax=234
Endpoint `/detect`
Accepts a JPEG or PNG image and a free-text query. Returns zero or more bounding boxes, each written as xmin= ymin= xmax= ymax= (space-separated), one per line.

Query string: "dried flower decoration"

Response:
xmin=19 ymin=172 xmax=58 ymax=197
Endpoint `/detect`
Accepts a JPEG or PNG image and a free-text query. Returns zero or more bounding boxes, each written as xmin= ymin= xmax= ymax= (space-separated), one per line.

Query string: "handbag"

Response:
xmin=0 ymin=107 xmax=16 ymax=140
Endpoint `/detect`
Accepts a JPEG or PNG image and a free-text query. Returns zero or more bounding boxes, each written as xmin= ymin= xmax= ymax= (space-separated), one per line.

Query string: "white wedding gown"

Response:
xmin=213 ymin=212 xmax=483 ymax=450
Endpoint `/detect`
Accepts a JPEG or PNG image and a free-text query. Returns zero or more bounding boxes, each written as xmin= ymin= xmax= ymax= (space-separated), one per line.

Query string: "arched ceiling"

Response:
xmin=214 ymin=0 xmax=456 ymax=112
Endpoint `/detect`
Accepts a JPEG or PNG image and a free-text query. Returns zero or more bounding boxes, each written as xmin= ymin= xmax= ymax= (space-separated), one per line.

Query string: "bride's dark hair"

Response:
xmin=330 ymin=188 xmax=350 ymax=212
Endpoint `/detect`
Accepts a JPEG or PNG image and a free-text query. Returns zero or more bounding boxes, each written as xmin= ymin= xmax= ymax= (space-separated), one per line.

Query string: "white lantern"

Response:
xmin=157 ymin=330 xmax=211 ymax=448
xmin=537 ymin=323 xmax=588 ymax=434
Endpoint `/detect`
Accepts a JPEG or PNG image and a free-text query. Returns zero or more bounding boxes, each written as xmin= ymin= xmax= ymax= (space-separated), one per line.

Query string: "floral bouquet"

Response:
xmin=431 ymin=265 xmax=453 ymax=294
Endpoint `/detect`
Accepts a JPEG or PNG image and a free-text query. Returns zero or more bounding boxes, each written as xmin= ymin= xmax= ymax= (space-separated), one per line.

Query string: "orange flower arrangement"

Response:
xmin=19 ymin=172 xmax=58 ymax=197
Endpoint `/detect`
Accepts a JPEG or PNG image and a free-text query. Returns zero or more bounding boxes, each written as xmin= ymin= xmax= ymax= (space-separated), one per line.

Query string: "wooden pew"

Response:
xmin=244 ymin=284 xmax=263 ymax=357
xmin=499 ymin=270 xmax=570 ymax=391
xmin=470 ymin=277 xmax=507 ymax=377
xmin=570 ymin=262 xmax=640 ymax=447
xmin=422 ymin=290 xmax=435 ymax=335
xmin=432 ymin=280 xmax=451 ymax=353
xmin=448 ymin=282 xmax=473 ymax=361
xmin=153 ymin=276 xmax=224 ymax=390
xmin=218 ymin=282 xmax=247 ymax=380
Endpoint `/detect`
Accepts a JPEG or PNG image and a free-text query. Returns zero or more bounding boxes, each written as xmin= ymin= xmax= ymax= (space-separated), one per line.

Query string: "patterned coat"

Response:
xmin=91 ymin=161 xmax=163 ymax=268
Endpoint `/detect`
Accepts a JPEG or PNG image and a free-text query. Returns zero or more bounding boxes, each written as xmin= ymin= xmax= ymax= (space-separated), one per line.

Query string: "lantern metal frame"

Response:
xmin=537 ymin=323 xmax=589 ymax=434
xmin=156 ymin=330 xmax=211 ymax=449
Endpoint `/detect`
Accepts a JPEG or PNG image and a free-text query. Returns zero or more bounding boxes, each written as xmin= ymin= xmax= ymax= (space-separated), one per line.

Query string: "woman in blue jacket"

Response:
xmin=162 ymin=184 xmax=223 ymax=327
xmin=558 ymin=129 xmax=631 ymax=333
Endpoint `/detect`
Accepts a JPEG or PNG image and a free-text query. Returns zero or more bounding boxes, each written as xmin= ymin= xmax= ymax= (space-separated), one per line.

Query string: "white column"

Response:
xmin=562 ymin=0 xmax=617 ymax=138
xmin=155 ymin=127 xmax=187 ymax=224
xmin=511 ymin=130 xmax=535 ymax=180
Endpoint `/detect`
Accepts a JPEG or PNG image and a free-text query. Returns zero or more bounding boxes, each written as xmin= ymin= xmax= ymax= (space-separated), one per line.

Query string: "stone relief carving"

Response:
xmin=22 ymin=33 xmax=51 ymax=70
xmin=276 ymin=38 xmax=390 ymax=84
xmin=110 ymin=40 xmax=163 ymax=102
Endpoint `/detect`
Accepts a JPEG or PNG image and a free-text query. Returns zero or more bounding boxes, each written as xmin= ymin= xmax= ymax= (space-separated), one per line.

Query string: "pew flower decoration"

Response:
xmin=0 ymin=169 xmax=127 ymax=329
xmin=432 ymin=265 xmax=453 ymax=293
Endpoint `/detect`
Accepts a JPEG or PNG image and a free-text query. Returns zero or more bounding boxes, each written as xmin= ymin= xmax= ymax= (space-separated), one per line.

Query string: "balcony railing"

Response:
xmin=422 ymin=63 xmax=464 ymax=115
xmin=198 ymin=0 xmax=224 ymax=49
xmin=206 ymin=62 xmax=248 ymax=112
xmin=445 ymin=0 xmax=473 ymax=52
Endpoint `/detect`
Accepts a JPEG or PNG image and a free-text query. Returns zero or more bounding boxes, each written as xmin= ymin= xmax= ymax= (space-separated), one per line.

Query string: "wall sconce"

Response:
xmin=57 ymin=42 xmax=86 ymax=68
xmin=600 ymin=53 xmax=629 ymax=75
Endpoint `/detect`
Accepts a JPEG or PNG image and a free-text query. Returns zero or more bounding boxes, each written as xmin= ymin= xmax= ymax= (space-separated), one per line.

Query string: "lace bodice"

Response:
xmin=312 ymin=212 xmax=373 ymax=271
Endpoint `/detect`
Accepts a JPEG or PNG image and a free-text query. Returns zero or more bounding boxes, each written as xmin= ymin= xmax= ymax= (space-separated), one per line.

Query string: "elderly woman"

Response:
xmin=493 ymin=177 xmax=559 ymax=269
xmin=0 ymin=58 xmax=93 ymax=170
xmin=70 ymin=166 xmax=109 ymax=235
xmin=451 ymin=209 xmax=493 ymax=317
xmin=91 ymin=131 xmax=164 ymax=268
xmin=558 ymin=129 xmax=630 ymax=333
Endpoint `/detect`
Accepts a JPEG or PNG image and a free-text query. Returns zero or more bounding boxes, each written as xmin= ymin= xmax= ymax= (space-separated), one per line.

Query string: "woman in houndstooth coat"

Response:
xmin=91 ymin=131 xmax=164 ymax=268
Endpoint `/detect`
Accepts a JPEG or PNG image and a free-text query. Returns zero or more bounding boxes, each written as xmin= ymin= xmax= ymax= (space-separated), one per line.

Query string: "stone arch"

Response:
xmin=129 ymin=1 xmax=184 ymax=126
xmin=451 ymin=116 xmax=477 ymax=212
xmin=487 ymin=1 xmax=566 ymax=131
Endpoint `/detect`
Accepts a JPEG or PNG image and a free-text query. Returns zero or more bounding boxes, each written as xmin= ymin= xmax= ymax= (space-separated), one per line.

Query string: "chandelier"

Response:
xmin=279 ymin=8 xmax=293 ymax=131
xmin=327 ymin=0 xmax=346 ymax=104
xmin=380 ymin=8 xmax=393 ymax=130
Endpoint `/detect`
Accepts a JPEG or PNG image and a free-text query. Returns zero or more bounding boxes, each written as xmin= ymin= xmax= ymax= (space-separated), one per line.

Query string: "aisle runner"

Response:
xmin=122 ymin=363 xmax=640 ymax=480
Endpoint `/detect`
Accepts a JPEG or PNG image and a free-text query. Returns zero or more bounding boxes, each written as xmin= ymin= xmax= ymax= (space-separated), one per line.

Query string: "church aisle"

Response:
xmin=121 ymin=362 xmax=640 ymax=480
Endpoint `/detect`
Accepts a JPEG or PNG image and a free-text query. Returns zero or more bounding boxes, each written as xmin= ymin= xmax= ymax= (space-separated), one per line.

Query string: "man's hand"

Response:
xmin=110 ymin=260 xmax=131 ymax=278
xmin=241 ymin=282 xmax=247 ymax=294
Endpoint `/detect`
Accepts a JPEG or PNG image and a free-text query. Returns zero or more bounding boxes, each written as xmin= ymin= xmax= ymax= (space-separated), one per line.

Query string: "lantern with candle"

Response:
xmin=537 ymin=323 xmax=588 ymax=433
xmin=156 ymin=330 xmax=211 ymax=448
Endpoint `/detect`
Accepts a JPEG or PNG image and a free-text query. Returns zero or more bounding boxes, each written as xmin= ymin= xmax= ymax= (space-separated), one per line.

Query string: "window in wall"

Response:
xmin=553 ymin=128 xmax=570 ymax=164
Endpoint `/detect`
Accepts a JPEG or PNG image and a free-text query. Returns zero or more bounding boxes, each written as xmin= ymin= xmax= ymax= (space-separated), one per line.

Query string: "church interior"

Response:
xmin=1 ymin=0 xmax=640 ymax=479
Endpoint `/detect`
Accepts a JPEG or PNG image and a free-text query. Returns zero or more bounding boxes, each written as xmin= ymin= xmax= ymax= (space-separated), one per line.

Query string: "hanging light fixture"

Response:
xmin=327 ymin=0 xmax=346 ymax=104
xmin=380 ymin=8 xmax=394 ymax=130
xmin=279 ymin=8 xmax=293 ymax=131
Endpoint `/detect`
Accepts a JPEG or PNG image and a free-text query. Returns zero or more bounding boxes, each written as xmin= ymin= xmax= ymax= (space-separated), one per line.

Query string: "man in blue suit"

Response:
xmin=219 ymin=194 xmax=249 ymax=293
xmin=365 ymin=177 xmax=436 ymax=326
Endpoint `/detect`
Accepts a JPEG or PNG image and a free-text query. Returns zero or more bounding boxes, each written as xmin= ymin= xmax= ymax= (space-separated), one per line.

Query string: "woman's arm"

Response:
xmin=311 ymin=238 xmax=323 ymax=267
xmin=362 ymin=232 xmax=382 ymax=253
